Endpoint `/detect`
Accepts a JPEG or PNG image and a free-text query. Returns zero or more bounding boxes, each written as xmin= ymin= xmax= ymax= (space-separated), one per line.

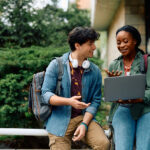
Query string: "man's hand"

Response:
xmin=115 ymin=98 xmax=143 ymax=104
xmin=72 ymin=124 xmax=86 ymax=142
xmin=69 ymin=96 xmax=91 ymax=109
xmin=104 ymin=69 xmax=122 ymax=77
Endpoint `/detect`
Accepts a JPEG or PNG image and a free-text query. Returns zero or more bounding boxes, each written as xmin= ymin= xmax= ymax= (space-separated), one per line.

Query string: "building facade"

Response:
xmin=91 ymin=0 xmax=149 ymax=67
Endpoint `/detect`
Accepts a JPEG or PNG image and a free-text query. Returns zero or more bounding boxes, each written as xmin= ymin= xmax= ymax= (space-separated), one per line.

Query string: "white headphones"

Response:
xmin=69 ymin=54 xmax=90 ymax=69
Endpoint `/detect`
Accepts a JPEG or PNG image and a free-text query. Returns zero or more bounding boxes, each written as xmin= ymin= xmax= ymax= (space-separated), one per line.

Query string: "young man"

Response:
xmin=42 ymin=27 xmax=110 ymax=150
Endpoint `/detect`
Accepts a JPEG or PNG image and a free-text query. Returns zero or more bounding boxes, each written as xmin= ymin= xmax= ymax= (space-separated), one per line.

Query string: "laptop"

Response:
xmin=104 ymin=74 xmax=146 ymax=102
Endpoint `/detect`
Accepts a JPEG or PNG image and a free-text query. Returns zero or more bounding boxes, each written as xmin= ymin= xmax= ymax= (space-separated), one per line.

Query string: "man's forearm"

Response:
xmin=82 ymin=111 xmax=93 ymax=125
xmin=49 ymin=95 xmax=90 ymax=110
xmin=50 ymin=95 xmax=70 ymax=105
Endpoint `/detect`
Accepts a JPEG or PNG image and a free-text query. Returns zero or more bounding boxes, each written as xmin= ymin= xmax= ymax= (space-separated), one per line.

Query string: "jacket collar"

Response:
xmin=115 ymin=48 xmax=145 ymax=61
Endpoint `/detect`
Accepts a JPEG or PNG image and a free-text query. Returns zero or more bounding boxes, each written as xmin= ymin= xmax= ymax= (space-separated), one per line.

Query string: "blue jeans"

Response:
xmin=112 ymin=106 xmax=150 ymax=150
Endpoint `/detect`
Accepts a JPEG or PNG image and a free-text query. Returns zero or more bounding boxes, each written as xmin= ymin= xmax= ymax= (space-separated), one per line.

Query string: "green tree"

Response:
xmin=0 ymin=1 xmax=90 ymax=47
xmin=33 ymin=4 xmax=90 ymax=46
xmin=51 ymin=0 xmax=60 ymax=7
xmin=0 ymin=0 xmax=34 ymax=47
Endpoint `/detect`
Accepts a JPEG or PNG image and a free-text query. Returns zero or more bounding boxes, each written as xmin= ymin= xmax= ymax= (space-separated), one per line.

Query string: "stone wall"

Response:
xmin=125 ymin=0 xmax=146 ymax=51
xmin=107 ymin=0 xmax=125 ymax=66
xmin=107 ymin=0 xmax=146 ymax=66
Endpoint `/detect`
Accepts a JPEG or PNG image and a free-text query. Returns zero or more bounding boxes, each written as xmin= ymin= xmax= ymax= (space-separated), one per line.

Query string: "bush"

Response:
xmin=0 ymin=46 xmax=68 ymax=127
xmin=0 ymin=46 xmax=103 ymax=128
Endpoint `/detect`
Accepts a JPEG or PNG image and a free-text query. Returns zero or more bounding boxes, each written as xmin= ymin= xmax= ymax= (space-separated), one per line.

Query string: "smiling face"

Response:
xmin=116 ymin=31 xmax=137 ymax=57
xmin=75 ymin=40 xmax=96 ymax=59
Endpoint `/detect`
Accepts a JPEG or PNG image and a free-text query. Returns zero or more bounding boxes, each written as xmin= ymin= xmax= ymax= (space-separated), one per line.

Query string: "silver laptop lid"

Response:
xmin=104 ymin=74 xmax=146 ymax=102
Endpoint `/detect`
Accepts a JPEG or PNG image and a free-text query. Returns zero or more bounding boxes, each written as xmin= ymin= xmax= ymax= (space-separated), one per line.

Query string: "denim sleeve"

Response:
xmin=144 ymin=57 xmax=150 ymax=105
xmin=85 ymin=67 xmax=102 ymax=117
xmin=41 ymin=59 xmax=58 ymax=104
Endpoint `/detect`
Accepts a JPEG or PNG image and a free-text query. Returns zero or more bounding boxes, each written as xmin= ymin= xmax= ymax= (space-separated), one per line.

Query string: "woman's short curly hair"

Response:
xmin=116 ymin=25 xmax=141 ymax=49
xmin=68 ymin=27 xmax=100 ymax=51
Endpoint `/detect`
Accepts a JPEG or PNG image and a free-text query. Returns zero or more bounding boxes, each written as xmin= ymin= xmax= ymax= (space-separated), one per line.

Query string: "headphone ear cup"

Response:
xmin=69 ymin=54 xmax=78 ymax=68
xmin=82 ymin=60 xmax=90 ymax=69
xmin=72 ymin=59 xmax=78 ymax=68
xmin=69 ymin=53 xmax=90 ymax=69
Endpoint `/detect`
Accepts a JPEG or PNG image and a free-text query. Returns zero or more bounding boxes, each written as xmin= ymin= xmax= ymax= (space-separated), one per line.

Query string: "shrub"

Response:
xmin=0 ymin=46 xmax=103 ymax=128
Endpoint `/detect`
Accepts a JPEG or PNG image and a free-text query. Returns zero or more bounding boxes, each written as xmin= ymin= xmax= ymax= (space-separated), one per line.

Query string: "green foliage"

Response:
xmin=31 ymin=4 xmax=90 ymax=47
xmin=0 ymin=135 xmax=23 ymax=141
xmin=0 ymin=0 xmax=105 ymax=129
xmin=0 ymin=1 xmax=90 ymax=47
xmin=0 ymin=46 xmax=103 ymax=128
xmin=96 ymin=101 xmax=111 ymax=129
xmin=0 ymin=46 xmax=68 ymax=128
xmin=89 ymin=57 xmax=103 ymax=69
xmin=0 ymin=0 xmax=34 ymax=47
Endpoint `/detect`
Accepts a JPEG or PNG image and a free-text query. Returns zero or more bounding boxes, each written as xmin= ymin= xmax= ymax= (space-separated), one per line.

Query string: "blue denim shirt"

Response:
xmin=41 ymin=52 xmax=102 ymax=136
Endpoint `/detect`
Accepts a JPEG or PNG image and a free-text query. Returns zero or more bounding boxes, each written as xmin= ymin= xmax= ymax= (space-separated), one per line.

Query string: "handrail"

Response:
xmin=0 ymin=128 xmax=111 ymax=137
xmin=0 ymin=128 xmax=48 ymax=136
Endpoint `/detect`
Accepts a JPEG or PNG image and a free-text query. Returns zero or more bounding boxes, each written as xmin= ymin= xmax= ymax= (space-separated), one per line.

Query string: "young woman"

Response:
xmin=105 ymin=25 xmax=150 ymax=150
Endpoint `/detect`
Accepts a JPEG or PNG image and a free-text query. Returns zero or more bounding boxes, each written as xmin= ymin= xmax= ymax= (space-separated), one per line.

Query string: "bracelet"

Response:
xmin=80 ymin=122 xmax=88 ymax=131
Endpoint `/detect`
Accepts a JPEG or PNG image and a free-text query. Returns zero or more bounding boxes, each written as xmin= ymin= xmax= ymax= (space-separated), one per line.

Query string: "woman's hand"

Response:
xmin=115 ymin=98 xmax=143 ymax=104
xmin=104 ymin=69 xmax=122 ymax=77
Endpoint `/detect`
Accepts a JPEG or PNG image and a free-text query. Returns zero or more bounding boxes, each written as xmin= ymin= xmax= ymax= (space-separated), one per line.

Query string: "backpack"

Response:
xmin=28 ymin=57 xmax=64 ymax=122
xmin=141 ymin=54 xmax=149 ymax=74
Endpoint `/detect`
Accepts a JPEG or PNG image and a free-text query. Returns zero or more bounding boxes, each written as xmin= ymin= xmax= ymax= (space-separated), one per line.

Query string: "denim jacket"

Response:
xmin=108 ymin=49 xmax=150 ymax=123
xmin=42 ymin=52 xmax=102 ymax=136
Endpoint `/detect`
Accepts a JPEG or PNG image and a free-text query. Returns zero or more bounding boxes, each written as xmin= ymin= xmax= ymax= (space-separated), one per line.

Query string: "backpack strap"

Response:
xmin=143 ymin=54 xmax=149 ymax=73
xmin=28 ymin=83 xmax=33 ymax=111
xmin=140 ymin=54 xmax=149 ymax=74
xmin=55 ymin=57 xmax=64 ymax=95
